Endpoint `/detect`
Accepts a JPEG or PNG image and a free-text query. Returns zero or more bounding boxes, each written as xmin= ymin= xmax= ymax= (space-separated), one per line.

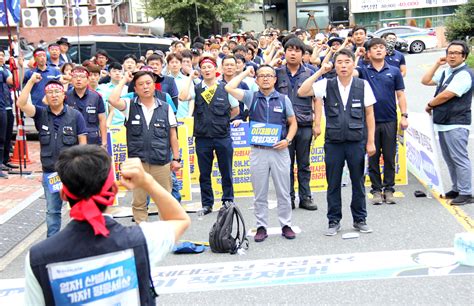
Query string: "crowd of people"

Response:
xmin=0 ymin=25 xmax=472 ymax=304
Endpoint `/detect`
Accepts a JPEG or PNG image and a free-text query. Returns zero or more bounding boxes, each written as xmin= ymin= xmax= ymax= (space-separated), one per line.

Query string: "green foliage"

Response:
xmin=467 ymin=54 xmax=474 ymax=69
xmin=145 ymin=0 xmax=256 ymax=36
xmin=445 ymin=0 xmax=474 ymax=42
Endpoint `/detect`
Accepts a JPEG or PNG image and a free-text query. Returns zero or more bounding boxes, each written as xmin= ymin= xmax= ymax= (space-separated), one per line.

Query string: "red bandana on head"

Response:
xmin=62 ymin=167 xmax=117 ymax=237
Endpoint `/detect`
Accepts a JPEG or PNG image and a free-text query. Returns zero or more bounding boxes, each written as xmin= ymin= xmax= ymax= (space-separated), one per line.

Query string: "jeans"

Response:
xmin=42 ymin=173 xmax=64 ymax=237
xmin=171 ymin=171 xmax=182 ymax=202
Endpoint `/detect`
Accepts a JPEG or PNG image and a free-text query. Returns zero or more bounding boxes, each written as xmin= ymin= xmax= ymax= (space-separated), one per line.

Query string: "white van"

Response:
xmin=66 ymin=35 xmax=175 ymax=63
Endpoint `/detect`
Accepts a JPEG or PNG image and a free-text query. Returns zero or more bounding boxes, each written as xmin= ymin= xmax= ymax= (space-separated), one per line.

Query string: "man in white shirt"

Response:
xmin=24 ymin=145 xmax=190 ymax=305
xmin=298 ymin=49 xmax=376 ymax=236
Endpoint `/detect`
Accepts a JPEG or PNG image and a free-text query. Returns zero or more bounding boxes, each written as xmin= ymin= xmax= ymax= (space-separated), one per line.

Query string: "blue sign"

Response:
xmin=249 ymin=122 xmax=282 ymax=147
xmin=47 ymin=172 xmax=62 ymax=194
xmin=230 ymin=123 xmax=250 ymax=148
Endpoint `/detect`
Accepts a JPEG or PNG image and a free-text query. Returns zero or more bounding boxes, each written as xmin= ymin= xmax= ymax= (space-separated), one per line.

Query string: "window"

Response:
xmin=69 ymin=44 xmax=92 ymax=64
xmin=137 ymin=11 xmax=143 ymax=23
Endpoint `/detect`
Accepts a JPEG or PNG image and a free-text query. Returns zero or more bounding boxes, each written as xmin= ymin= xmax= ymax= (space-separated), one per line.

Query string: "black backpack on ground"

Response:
xmin=209 ymin=201 xmax=249 ymax=254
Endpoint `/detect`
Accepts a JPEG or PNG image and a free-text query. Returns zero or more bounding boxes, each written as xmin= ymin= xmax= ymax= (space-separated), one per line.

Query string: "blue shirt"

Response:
xmin=357 ymin=62 xmax=405 ymax=122
xmin=65 ymin=88 xmax=106 ymax=130
xmin=385 ymin=50 xmax=406 ymax=69
xmin=33 ymin=105 xmax=87 ymax=136
xmin=242 ymin=89 xmax=295 ymax=117
xmin=97 ymin=82 xmax=129 ymax=126
xmin=23 ymin=67 xmax=61 ymax=106
xmin=0 ymin=67 xmax=11 ymax=110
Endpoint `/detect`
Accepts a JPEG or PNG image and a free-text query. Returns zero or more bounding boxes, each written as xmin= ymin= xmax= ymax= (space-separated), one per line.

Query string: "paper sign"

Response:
xmin=47 ymin=172 xmax=62 ymax=194
xmin=249 ymin=122 xmax=282 ymax=147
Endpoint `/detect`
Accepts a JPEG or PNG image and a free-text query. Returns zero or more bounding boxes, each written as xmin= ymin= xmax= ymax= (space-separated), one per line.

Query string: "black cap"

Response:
xmin=56 ymin=37 xmax=70 ymax=46
xmin=327 ymin=37 xmax=344 ymax=47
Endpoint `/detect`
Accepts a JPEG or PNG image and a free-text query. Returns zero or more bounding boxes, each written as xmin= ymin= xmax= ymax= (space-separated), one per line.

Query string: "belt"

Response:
xmin=251 ymin=145 xmax=274 ymax=150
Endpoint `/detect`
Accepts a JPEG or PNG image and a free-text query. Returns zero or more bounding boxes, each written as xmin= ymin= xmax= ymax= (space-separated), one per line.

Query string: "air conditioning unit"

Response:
xmin=46 ymin=0 xmax=64 ymax=6
xmin=25 ymin=0 xmax=43 ymax=8
xmin=72 ymin=6 xmax=89 ymax=26
xmin=70 ymin=0 xmax=88 ymax=6
xmin=21 ymin=8 xmax=40 ymax=28
xmin=95 ymin=0 xmax=111 ymax=4
xmin=96 ymin=6 xmax=113 ymax=25
xmin=47 ymin=8 xmax=64 ymax=27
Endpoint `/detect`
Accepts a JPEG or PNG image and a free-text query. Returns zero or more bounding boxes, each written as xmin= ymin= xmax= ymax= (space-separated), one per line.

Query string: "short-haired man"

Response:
xmin=381 ymin=32 xmax=407 ymax=77
xmin=18 ymin=76 xmax=87 ymax=237
xmin=298 ymin=49 xmax=377 ymax=236
xmin=226 ymin=65 xmax=298 ymax=242
xmin=109 ymin=71 xmax=181 ymax=222
xmin=66 ymin=66 xmax=107 ymax=146
xmin=97 ymin=62 xmax=128 ymax=126
xmin=123 ymin=54 xmax=138 ymax=73
xmin=275 ymin=37 xmax=318 ymax=210
xmin=352 ymin=26 xmax=367 ymax=50
xmin=179 ymin=56 xmax=240 ymax=215
xmin=86 ymin=64 xmax=101 ymax=91
xmin=354 ymin=38 xmax=408 ymax=205
xmin=47 ymin=43 xmax=64 ymax=70
xmin=24 ymin=145 xmax=190 ymax=305
xmin=147 ymin=54 xmax=179 ymax=111
xmin=421 ymin=40 xmax=473 ymax=205
xmin=22 ymin=48 xmax=61 ymax=106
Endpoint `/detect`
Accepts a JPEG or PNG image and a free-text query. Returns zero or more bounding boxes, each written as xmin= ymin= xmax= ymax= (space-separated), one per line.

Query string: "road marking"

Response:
xmin=0 ymin=188 xmax=44 ymax=225
xmin=435 ymin=194 xmax=474 ymax=232
xmin=1 ymin=247 xmax=472 ymax=301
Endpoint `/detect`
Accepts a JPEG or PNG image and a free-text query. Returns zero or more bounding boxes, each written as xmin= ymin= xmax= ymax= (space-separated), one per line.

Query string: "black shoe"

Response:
xmin=299 ymin=197 xmax=318 ymax=211
xmin=450 ymin=195 xmax=472 ymax=206
xmin=4 ymin=163 xmax=19 ymax=169
xmin=0 ymin=165 xmax=8 ymax=171
xmin=443 ymin=190 xmax=459 ymax=199
xmin=198 ymin=206 xmax=213 ymax=215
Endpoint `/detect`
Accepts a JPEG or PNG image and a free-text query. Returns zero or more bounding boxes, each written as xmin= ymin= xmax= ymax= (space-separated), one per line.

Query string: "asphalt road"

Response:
xmin=1 ymin=50 xmax=473 ymax=305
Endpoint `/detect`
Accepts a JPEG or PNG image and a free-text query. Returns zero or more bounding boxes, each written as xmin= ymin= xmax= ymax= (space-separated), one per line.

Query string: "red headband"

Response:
xmin=62 ymin=167 xmax=117 ymax=237
xmin=44 ymin=83 xmax=64 ymax=93
xmin=34 ymin=50 xmax=46 ymax=57
xmin=200 ymin=58 xmax=217 ymax=68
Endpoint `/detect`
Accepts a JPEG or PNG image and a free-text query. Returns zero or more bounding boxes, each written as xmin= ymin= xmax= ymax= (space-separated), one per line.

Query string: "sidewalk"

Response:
xmin=0 ymin=141 xmax=43 ymax=223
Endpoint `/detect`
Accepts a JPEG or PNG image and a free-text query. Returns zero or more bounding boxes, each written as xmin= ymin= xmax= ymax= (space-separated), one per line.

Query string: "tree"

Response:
xmin=445 ymin=0 xmax=474 ymax=41
xmin=145 ymin=0 xmax=256 ymax=37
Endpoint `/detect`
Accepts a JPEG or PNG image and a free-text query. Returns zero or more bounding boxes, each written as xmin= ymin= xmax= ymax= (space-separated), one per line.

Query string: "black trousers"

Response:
xmin=325 ymin=141 xmax=367 ymax=223
xmin=369 ymin=121 xmax=397 ymax=193
xmin=195 ymin=136 xmax=234 ymax=208
xmin=4 ymin=109 xmax=14 ymax=163
xmin=288 ymin=126 xmax=312 ymax=200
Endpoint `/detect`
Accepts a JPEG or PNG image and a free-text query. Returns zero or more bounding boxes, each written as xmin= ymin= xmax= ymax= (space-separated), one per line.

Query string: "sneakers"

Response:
xmin=353 ymin=221 xmax=373 ymax=233
xmin=281 ymin=225 xmax=296 ymax=239
xmin=254 ymin=226 xmax=268 ymax=242
xmin=443 ymin=190 xmax=459 ymax=199
xmin=0 ymin=171 xmax=8 ymax=179
xmin=450 ymin=195 xmax=473 ymax=206
xmin=371 ymin=192 xmax=384 ymax=205
xmin=325 ymin=222 xmax=341 ymax=236
xmin=384 ymin=191 xmax=396 ymax=204
xmin=299 ymin=197 xmax=318 ymax=211
xmin=197 ymin=206 xmax=212 ymax=216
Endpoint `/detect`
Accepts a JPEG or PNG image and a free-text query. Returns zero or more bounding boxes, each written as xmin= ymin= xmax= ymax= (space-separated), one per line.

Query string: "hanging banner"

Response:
xmin=405 ymin=112 xmax=445 ymax=195
xmin=107 ymin=126 xmax=128 ymax=191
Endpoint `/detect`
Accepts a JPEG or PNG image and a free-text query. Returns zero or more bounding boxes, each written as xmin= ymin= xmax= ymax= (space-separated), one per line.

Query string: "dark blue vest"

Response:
xmin=193 ymin=82 xmax=231 ymax=138
xmin=66 ymin=89 xmax=102 ymax=145
xmin=249 ymin=90 xmax=288 ymax=139
xmin=38 ymin=106 xmax=79 ymax=173
xmin=433 ymin=65 xmax=473 ymax=125
xmin=276 ymin=66 xmax=313 ymax=127
xmin=0 ymin=68 xmax=11 ymax=110
xmin=323 ymin=78 xmax=366 ymax=143
xmin=125 ymin=97 xmax=171 ymax=166
xmin=29 ymin=218 xmax=156 ymax=305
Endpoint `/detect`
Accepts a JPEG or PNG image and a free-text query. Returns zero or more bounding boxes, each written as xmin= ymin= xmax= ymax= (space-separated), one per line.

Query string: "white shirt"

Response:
xmin=24 ymin=219 xmax=175 ymax=305
xmin=312 ymin=77 xmax=377 ymax=109
xmin=122 ymin=97 xmax=177 ymax=127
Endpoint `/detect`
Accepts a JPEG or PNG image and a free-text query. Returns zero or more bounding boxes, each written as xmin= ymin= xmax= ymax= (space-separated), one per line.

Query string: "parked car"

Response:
xmin=373 ymin=26 xmax=437 ymax=54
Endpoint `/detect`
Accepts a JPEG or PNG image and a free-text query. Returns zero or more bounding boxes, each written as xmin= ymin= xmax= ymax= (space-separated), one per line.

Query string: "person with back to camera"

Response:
xmin=24 ymin=145 xmax=191 ymax=305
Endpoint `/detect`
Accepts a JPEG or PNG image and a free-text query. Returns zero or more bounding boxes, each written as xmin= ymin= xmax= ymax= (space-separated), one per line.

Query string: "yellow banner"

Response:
xmin=201 ymin=84 xmax=217 ymax=104
xmin=108 ymin=125 xmax=128 ymax=191
xmin=177 ymin=123 xmax=192 ymax=201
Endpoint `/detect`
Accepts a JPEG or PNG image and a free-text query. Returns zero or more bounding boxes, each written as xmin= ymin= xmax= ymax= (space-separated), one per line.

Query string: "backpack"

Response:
xmin=209 ymin=201 xmax=249 ymax=254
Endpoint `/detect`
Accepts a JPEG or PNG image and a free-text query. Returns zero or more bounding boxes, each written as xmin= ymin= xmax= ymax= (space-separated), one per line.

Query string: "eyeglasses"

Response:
xmin=257 ymin=74 xmax=275 ymax=79
xmin=446 ymin=51 xmax=464 ymax=56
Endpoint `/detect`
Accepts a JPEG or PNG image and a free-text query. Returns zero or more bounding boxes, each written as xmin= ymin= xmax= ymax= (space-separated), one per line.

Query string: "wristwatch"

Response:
xmin=172 ymin=158 xmax=182 ymax=163
xmin=285 ymin=138 xmax=293 ymax=145
xmin=401 ymin=113 xmax=408 ymax=118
